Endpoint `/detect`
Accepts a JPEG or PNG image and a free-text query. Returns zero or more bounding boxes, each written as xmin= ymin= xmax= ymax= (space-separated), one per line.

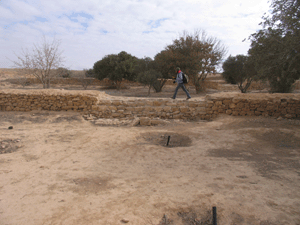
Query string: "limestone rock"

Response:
xmin=139 ymin=117 xmax=151 ymax=126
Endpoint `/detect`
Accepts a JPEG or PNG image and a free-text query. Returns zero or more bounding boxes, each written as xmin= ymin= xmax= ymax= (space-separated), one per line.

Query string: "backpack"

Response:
xmin=182 ymin=73 xmax=189 ymax=84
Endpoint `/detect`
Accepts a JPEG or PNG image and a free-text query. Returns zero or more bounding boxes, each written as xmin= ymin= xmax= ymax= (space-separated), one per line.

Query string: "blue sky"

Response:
xmin=0 ymin=0 xmax=270 ymax=70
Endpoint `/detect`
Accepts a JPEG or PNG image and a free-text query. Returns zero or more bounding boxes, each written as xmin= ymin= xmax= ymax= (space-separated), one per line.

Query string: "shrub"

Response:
xmin=56 ymin=67 xmax=72 ymax=78
xmin=137 ymin=69 xmax=162 ymax=96
xmin=85 ymin=68 xmax=95 ymax=77
xmin=222 ymin=55 xmax=257 ymax=93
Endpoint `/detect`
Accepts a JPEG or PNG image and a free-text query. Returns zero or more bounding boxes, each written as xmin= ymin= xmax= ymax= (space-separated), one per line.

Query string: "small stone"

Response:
xmin=130 ymin=117 xmax=140 ymax=126
xmin=8 ymin=126 xmax=13 ymax=129
xmin=1 ymin=145 xmax=5 ymax=149
xmin=285 ymin=114 xmax=292 ymax=119
xmin=121 ymin=218 xmax=129 ymax=223
xmin=277 ymin=117 xmax=283 ymax=121
xmin=139 ymin=117 xmax=151 ymax=126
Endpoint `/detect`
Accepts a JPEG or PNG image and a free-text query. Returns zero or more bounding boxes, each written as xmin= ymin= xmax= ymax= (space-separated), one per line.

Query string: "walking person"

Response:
xmin=171 ymin=67 xmax=191 ymax=100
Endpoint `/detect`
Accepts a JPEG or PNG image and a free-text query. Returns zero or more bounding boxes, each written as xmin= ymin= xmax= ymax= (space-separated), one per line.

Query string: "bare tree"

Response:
xmin=15 ymin=68 xmax=31 ymax=87
xmin=13 ymin=36 xmax=64 ymax=89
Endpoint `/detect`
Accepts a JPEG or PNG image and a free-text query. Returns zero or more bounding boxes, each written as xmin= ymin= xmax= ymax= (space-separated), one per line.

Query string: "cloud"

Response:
xmin=0 ymin=0 xmax=270 ymax=69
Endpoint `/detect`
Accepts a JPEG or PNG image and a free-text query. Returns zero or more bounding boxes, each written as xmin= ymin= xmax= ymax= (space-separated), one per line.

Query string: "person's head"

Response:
xmin=176 ymin=67 xmax=180 ymax=72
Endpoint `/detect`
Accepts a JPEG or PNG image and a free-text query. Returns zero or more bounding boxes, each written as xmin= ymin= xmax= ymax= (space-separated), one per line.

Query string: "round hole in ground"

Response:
xmin=141 ymin=132 xmax=192 ymax=147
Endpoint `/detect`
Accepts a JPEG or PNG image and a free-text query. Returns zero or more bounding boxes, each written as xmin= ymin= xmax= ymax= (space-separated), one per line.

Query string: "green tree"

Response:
xmin=155 ymin=30 xmax=227 ymax=93
xmin=135 ymin=57 xmax=155 ymax=75
xmin=116 ymin=51 xmax=138 ymax=81
xmin=222 ymin=55 xmax=257 ymax=93
xmin=93 ymin=54 xmax=118 ymax=86
xmin=85 ymin=68 xmax=95 ymax=77
xmin=153 ymin=50 xmax=175 ymax=92
xmin=56 ymin=67 xmax=72 ymax=78
xmin=93 ymin=51 xmax=138 ymax=89
xmin=248 ymin=0 xmax=300 ymax=93
xmin=137 ymin=69 xmax=162 ymax=96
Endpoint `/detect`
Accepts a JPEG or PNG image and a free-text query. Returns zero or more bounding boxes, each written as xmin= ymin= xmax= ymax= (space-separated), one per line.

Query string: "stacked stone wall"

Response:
xmin=0 ymin=90 xmax=299 ymax=120
xmin=90 ymin=99 xmax=208 ymax=120
xmin=0 ymin=90 xmax=98 ymax=113
xmin=206 ymin=93 xmax=300 ymax=119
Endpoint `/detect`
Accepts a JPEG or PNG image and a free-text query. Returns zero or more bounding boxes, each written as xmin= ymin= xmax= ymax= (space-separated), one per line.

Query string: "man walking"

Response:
xmin=171 ymin=67 xmax=191 ymax=100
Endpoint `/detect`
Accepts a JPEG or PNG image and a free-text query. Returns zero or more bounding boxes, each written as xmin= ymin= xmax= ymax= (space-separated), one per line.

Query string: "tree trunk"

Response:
xmin=154 ymin=79 xmax=167 ymax=92
xmin=115 ymin=81 xmax=122 ymax=90
xmin=195 ymin=80 xmax=205 ymax=93
xmin=46 ymin=78 xmax=50 ymax=88
xmin=147 ymin=85 xmax=151 ymax=96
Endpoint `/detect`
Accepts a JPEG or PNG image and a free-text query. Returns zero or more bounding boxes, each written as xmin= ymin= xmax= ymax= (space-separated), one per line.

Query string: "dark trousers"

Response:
xmin=172 ymin=83 xmax=191 ymax=99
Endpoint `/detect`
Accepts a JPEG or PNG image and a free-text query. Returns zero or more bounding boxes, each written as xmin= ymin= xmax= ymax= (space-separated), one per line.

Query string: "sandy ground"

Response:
xmin=0 ymin=111 xmax=300 ymax=225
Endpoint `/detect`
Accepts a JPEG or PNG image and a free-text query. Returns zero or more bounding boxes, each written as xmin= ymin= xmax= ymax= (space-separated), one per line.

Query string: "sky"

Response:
xmin=0 ymin=0 xmax=271 ymax=70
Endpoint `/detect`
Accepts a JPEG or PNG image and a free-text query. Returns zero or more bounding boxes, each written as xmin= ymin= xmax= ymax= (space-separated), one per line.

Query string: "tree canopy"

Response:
xmin=93 ymin=51 xmax=138 ymax=89
xmin=155 ymin=30 xmax=227 ymax=93
xmin=137 ymin=69 xmax=162 ymax=96
xmin=222 ymin=55 xmax=257 ymax=93
xmin=248 ymin=0 xmax=300 ymax=92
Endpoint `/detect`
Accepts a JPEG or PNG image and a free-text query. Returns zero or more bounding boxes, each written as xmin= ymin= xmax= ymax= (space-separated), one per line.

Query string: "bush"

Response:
xmin=85 ymin=68 xmax=95 ymax=78
xmin=137 ymin=69 xmax=162 ymax=96
xmin=222 ymin=55 xmax=256 ymax=93
xmin=56 ymin=67 xmax=72 ymax=78
xmin=93 ymin=51 xmax=138 ymax=89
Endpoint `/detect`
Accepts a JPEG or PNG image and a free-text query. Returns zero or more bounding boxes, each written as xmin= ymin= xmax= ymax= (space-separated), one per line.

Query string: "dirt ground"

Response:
xmin=0 ymin=111 xmax=300 ymax=225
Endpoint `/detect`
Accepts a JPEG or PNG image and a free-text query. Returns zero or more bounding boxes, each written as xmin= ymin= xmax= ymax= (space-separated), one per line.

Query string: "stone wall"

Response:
xmin=0 ymin=90 xmax=98 ymax=113
xmin=91 ymin=98 xmax=208 ymax=120
xmin=0 ymin=90 xmax=299 ymax=120
xmin=206 ymin=93 xmax=300 ymax=119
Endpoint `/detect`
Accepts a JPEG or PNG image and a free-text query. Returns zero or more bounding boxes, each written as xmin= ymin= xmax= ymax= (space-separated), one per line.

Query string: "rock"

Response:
xmin=151 ymin=119 xmax=167 ymax=126
xmin=139 ymin=117 xmax=151 ymax=126
xmin=8 ymin=126 xmax=13 ymax=129
xmin=285 ymin=114 xmax=293 ymax=119
xmin=277 ymin=117 xmax=283 ymax=121
xmin=120 ymin=218 xmax=129 ymax=223
xmin=130 ymin=117 xmax=140 ymax=126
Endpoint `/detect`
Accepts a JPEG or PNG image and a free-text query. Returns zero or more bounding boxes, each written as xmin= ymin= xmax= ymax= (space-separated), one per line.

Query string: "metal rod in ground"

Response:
xmin=166 ymin=136 xmax=171 ymax=146
xmin=212 ymin=206 xmax=217 ymax=225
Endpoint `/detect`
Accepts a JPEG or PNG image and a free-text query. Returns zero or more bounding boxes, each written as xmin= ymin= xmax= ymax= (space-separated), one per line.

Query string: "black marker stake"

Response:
xmin=166 ymin=136 xmax=171 ymax=146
